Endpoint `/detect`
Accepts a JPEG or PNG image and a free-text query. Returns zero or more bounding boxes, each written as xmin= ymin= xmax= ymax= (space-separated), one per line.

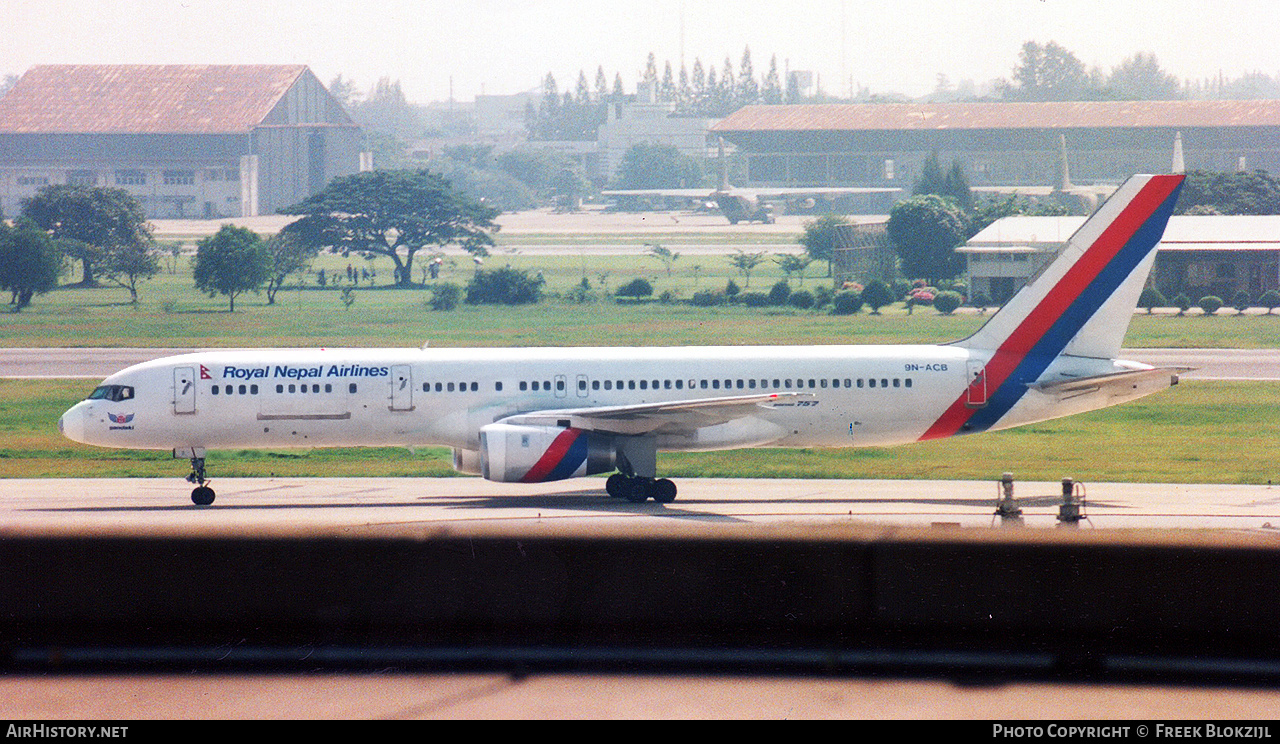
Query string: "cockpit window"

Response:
xmin=86 ymin=385 xmax=135 ymax=402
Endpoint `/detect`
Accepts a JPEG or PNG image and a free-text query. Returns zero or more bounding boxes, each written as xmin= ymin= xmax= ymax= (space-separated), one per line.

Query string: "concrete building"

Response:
xmin=960 ymin=215 xmax=1280 ymax=303
xmin=0 ymin=65 xmax=366 ymax=219
xmin=595 ymin=92 xmax=719 ymax=181
xmin=711 ymin=101 xmax=1280 ymax=195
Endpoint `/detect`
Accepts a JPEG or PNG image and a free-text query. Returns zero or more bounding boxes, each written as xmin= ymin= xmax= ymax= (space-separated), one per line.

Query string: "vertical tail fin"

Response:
xmin=922 ymin=174 xmax=1183 ymax=442
xmin=958 ymin=173 xmax=1183 ymax=359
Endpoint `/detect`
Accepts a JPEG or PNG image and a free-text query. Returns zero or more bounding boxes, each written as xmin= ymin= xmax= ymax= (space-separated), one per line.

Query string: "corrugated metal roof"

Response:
xmin=713 ymin=100 xmax=1280 ymax=133
xmin=0 ymin=65 xmax=310 ymax=134
xmin=962 ymin=215 xmax=1280 ymax=252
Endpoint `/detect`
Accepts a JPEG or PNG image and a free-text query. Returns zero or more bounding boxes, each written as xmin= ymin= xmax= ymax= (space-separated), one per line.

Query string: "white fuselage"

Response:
xmin=58 ymin=344 xmax=1140 ymax=456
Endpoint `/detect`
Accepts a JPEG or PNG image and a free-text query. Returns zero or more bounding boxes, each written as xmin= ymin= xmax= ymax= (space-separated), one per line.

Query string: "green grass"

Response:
xmin=5 ymin=379 xmax=1276 ymax=484
xmin=9 ymin=250 xmax=1280 ymax=349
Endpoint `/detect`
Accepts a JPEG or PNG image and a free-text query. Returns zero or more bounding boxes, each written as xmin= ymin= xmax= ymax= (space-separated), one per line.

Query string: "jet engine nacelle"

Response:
xmin=479 ymin=423 xmax=616 ymax=483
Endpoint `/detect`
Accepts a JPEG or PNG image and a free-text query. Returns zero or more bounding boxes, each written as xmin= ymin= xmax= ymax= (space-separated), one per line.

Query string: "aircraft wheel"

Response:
xmin=605 ymin=473 xmax=628 ymax=498
xmin=623 ymin=478 xmax=650 ymax=503
xmin=651 ymin=478 xmax=678 ymax=504
xmin=191 ymin=486 xmax=216 ymax=506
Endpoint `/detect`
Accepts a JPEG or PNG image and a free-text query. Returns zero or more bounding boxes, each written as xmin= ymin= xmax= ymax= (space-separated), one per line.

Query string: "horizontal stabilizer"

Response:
xmin=1029 ymin=367 xmax=1190 ymax=400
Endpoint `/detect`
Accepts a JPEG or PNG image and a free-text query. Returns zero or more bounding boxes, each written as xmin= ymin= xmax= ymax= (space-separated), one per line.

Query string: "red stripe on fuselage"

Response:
xmin=919 ymin=176 xmax=1181 ymax=441
xmin=520 ymin=428 xmax=581 ymax=483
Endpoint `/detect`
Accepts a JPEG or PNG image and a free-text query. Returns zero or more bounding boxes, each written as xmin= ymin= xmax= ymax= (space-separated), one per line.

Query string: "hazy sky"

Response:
xmin=4 ymin=0 xmax=1279 ymax=103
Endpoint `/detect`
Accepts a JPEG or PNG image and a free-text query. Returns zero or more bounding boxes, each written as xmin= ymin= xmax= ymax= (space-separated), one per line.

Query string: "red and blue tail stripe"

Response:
xmin=520 ymin=427 xmax=589 ymax=482
xmin=921 ymin=174 xmax=1184 ymax=441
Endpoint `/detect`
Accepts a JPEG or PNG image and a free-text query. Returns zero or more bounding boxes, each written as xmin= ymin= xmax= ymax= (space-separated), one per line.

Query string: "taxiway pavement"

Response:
xmin=4 ymin=475 xmax=1280 ymax=535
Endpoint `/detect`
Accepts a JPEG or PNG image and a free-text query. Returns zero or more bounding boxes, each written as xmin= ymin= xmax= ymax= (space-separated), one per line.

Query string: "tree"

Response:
xmin=862 ymin=279 xmax=895 ymax=314
xmin=1107 ymin=52 xmax=1182 ymax=100
xmin=886 ymin=195 xmax=967 ymax=284
xmin=934 ymin=290 xmax=964 ymax=314
xmin=647 ymin=243 xmax=681 ymax=276
xmin=326 ymin=73 xmax=361 ymax=110
xmin=464 ymin=267 xmax=544 ymax=305
xmin=727 ymin=250 xmax=766 ymax=288
xmin=193 ymin=225 xmax=272 ymax=311
xmin=613 ymin=143 xmax=703 ymax=190
xmin=96 ymin=241 xmax=160 ymax=304
xmin=943 ymin=163 xmax=974 ymax=212
xmin=281 ymin=169 xmax=499 ymax=288
xmin=914 ymin=152 xmax=946 ymax=197
xmin=1260 ymin=289 xmax=1280 ymax=314
xmin=0 ymin=219 xmax=62 ymax=312
xmin=799 ymin=214 xmax=852 ymax=277
xmin=616 ymin=278 xmax=654 ymax=300
xmin=1003 ymin=40 xmax=1093 ymax=101
xmin=22 ymin=184 xmax=151 ymax=287
xmin=775 ymin=254 xmax=813 ymax=285
xmin=1175 ymin=170 xmax=1280 ymax=215
xmin=264 ymin=231 xmax=318 ymax=304
xmin=1139 ymin=287 xmax=1167 ymax=314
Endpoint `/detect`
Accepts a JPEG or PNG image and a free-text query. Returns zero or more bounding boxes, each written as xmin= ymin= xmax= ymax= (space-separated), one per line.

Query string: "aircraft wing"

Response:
xmin=498 ymin=392 xmax=811 ymax=436
xmin=745 ymin=187 xmax=902 ymax=197
xmin=601 ymin=186 xmax=901 ymax=198
xmin=600 ymin=188 xmax=717 ymax=198
xmin=1029 ymin=367 xmax=1191 ymax=401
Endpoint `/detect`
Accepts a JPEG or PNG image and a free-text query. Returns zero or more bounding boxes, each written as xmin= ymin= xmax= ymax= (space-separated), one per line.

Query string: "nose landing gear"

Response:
xmin=184 ymin=454 xmax=215 ymax=506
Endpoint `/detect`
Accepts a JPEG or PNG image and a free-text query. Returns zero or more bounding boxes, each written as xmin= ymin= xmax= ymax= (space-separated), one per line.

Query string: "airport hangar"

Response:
xmin=710 ymin=99 xmax=1280 ymax=201
xmin=0 ymin=64 xmax=368 ymax=220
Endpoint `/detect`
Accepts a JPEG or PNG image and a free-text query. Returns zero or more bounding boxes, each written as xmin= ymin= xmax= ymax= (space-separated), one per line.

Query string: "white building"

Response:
xmin=960 ymin=215 xmax=1280 ymax=303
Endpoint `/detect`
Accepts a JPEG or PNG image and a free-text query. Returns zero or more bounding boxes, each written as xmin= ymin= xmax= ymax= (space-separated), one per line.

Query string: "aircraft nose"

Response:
xmin=59 ymin=404 xmax=86 ymax=444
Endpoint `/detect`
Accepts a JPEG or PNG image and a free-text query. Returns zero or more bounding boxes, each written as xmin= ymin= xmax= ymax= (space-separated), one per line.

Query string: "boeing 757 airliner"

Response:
xmin=60 ymin=174 xmax=1186 ymax=505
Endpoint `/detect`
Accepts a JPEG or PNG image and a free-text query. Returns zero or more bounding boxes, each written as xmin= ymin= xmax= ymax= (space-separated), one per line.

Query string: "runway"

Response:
xmin=5 ymin=346 xmax=1280 ymax=380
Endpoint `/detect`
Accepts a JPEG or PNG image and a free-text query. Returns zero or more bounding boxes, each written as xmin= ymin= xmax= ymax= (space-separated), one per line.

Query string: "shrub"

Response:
xmin=616 ymin=277 xmax=653 ymax=300
xmin=690 ymin=290 xmax=725 ymax=307
xmin=465 ymin=267 xmax=544 ymax=305
xmin=812 ymin=285 xmax=833 ymax=308
xmin=1138 ymin=287 xmax=1167 ymax=313
xmin=1261 ymin=289 xmax=1280 ymax=314
xmin=429 ymin=282 xmax=460 ymax=311
xmin=861 ymin=279 xmax=895 ymax=314
xmin=970 ymin=292 xmax=992 ymax=309
xmin=724 ymin=279 xmax=740 ymax=297
xmin=789 ymin=290 xmax=815 ymax=309
xmin=567 ymin=277 xmax=595 ymax=303
xmin=1232 ymin=290 xmax=1252 ymax=313
xmin=933 ymin=290 xmax=963 ymax=314
xmin=831 ymin=290 xmax=863 ymax=315
xmin=767 ymin=280 xmax=791 ymax=306
xmin=740 ymin=291 xmax=770 ymax=307
xmin=1198 ymin=295 xmax=1223 ymax=315
xmin=1173 ymin=293 xmax=1192 ymax=315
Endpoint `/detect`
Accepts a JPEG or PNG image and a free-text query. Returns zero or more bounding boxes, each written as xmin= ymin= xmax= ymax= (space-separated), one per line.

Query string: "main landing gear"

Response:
xmin=185 ymin=455 xmax=215 ymax=506
xmin=605 ymin=473 xmax=677 ymax=504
